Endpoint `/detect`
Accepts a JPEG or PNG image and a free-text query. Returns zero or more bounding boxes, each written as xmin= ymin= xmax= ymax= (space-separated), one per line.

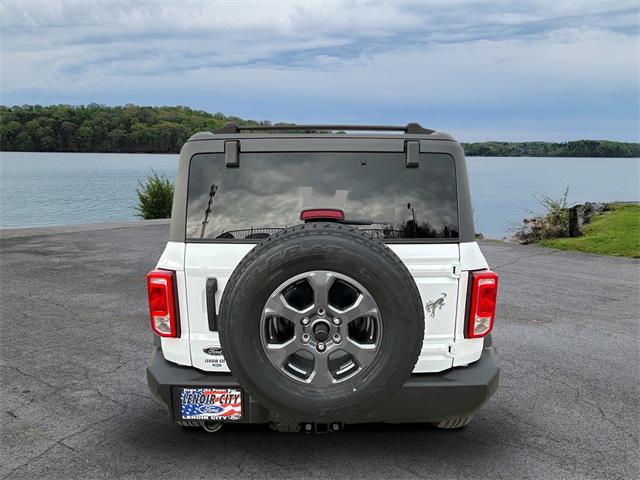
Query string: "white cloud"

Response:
xmin=0 ymin=0 xmax=638 ymax=140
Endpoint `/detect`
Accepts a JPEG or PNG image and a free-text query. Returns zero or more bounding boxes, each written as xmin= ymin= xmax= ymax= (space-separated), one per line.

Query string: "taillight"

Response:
xmin=300 ymin=208 xmax=344 ymax=221
xmin=147 ymin=269 xmax=179 ymax=338
xmin=466 ymin=270 xmax=498 ymax=338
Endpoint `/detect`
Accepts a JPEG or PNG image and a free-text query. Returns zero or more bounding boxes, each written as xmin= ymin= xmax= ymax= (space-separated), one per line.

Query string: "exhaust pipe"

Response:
xmin=201 ymin=421 xmax=222 ymax=433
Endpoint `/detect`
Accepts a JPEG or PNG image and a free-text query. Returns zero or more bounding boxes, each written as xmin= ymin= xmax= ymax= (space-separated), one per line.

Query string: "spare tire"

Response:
xmin=218 ymin=222 xmax=424 ymax=421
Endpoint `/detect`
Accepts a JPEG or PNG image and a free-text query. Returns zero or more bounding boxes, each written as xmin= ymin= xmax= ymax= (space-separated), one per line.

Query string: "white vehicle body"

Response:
xmin=145 ymin=123 xmax=500 ymax=429
xmin=156 ymin=240 xmax=489 ymax=373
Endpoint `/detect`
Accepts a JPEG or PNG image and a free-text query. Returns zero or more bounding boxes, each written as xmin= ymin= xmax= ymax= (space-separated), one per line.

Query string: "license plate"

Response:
xmin=179 ymin=388 xmax=242 ymax=421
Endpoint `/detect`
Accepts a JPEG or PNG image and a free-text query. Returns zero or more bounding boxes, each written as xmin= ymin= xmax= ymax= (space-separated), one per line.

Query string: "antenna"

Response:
xmin=200 ymin=183 xmax=219 ymax=239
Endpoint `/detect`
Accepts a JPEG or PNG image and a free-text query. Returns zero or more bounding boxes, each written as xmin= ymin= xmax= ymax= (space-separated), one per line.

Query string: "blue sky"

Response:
xmin=1 ymin=0 xmax=638 ymax=141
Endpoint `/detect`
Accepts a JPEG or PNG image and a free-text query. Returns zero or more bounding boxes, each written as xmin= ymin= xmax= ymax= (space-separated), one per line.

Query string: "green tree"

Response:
xmin=1 ymin=104 xmax=638 ymax=157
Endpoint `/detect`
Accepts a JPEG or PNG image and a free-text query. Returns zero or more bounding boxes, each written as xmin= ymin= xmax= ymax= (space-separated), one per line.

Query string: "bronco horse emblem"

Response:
xmin=425 ymin=293 xmax=447 ymax=317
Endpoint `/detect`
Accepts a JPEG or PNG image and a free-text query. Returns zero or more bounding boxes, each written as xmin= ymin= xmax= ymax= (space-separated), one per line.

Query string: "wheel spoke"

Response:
xmin=307 ymin=271 xmax=335 ymax=308
xmin=265 ymin=338 xmax=301 ymax=367
xmin=264 ymin=294 xmax=304 ymax=322
xmin=343 ymin=339 xmax=378 ymax=367
xmin=310 ymin=353 xmax=335 ymax=387
xmin=340 ymin=293 xmax=378 ymax=322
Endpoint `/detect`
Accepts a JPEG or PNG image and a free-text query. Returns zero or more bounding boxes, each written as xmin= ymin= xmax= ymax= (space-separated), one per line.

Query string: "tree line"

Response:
xmin=462 ymin=140 xmax=639 ymax=158
xmin=1 ymin=104 xmax=638 ymax=157
xmin=0 ymin=104 xmax=263 ymax=153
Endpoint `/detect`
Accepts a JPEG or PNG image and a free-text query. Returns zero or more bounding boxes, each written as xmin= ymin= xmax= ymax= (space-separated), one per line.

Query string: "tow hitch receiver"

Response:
xmin=269 ymin=422 xmax=343 ymax=433
xmin=303 ymin=422 xmax=343 ymax=433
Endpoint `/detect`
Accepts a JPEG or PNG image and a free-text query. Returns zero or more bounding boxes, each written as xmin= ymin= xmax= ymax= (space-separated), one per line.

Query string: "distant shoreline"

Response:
xmin=461 ymin=141 xmax=639 ymax=158
xmin=1 ymin=150 xmax=638 ymax=158
xmin=2 ymin=104 xmax=639 ymax=158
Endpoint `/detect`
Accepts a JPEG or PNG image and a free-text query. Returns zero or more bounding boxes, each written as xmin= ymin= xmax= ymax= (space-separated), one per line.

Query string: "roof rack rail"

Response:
xmin=212 ymin=123 xmax=434 ymax=135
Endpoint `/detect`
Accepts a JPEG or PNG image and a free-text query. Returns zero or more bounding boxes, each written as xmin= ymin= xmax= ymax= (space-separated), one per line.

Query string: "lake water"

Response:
xmin=1 ymin=151 xmax=638 ymax=238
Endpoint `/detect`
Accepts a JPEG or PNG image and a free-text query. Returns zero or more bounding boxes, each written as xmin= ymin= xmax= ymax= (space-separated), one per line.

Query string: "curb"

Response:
xmin=0 ymin=219 xmax=170 ymax=240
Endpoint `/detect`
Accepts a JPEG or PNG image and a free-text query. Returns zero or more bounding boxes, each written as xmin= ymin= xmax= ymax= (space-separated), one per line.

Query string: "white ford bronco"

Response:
xmin=146 ymin=123 xmax=499 ymax=433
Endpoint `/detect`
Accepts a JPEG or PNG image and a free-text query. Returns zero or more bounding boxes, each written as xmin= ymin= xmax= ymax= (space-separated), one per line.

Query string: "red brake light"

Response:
xmin=147 ymin=269 xmax=179 ymax=338
xmin=466 ymin=270 xmax=498 ymax=338
xmin=300 ymin=209 xmax=344 ymax=221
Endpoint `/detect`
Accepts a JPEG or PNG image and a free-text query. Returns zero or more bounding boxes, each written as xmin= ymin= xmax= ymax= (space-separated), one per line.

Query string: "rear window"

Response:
xmin=186 ymin=152 xmax=459 ymax=241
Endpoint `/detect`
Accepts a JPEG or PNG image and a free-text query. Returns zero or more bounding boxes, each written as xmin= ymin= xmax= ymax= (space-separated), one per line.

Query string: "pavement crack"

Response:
xmin=562 ymin=379 xmax=640 ymax=445
xmin=0 ymin=413 xmax=123 ymax=480
xmin=1 ymin=365 xmax=56 ymax=389
xmin=11 ymin=335 xmax=105 ymax=359
xmin=493 ymin=248 xmax=559 ymax=270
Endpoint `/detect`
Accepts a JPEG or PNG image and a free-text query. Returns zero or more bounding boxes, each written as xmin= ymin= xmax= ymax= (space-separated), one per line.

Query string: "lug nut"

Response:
xmin=317 ymin=342 xmax=326 ymax=352
xmin=333 ymin=333 xmax=341 ymax=343
xmin=332 ymin=317 xmax=341 ymax=326
xmin=301 ymin=333 xmax=310 ymax=344
xmin=317 ymin=308 xmax=326 ymax=316
xmin=301 ymin=317 xmax=310 ymax=326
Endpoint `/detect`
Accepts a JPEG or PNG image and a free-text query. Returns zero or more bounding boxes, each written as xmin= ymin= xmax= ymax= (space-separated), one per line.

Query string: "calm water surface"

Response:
xmin=0 ymin=152 xmax=177 ymax=230
xmin=1 ymin=152 xmax=638 ymax=238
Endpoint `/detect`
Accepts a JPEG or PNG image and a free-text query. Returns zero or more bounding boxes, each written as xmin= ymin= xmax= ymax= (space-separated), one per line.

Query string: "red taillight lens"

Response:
xmin=147 ymin=269 xmax=179 ymax=338
xmin=300 ymin=208 xmax=344 ymax=221
xmin=466 ymin=270 xmax=498 ymax=338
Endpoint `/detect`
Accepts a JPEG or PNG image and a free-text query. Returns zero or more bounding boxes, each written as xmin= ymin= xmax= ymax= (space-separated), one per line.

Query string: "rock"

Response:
xmin=574 ymin=202 xmax=608 ymax=227
xmin=511 ymin=201 xmax=611 ymax=243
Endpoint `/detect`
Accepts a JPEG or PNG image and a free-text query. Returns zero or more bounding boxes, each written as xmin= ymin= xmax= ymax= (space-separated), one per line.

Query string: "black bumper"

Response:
xmin=147 ymin=347 xmax=499 ymax=424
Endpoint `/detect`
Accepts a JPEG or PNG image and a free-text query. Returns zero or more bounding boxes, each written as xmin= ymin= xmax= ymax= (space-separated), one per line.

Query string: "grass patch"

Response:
xmin=539 ymin=204 xmax=640 ymax=258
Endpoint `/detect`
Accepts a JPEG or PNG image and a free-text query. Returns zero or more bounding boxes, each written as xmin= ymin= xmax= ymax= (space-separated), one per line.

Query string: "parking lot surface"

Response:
xmin=1 ymin=223 xmax=638 ymax=479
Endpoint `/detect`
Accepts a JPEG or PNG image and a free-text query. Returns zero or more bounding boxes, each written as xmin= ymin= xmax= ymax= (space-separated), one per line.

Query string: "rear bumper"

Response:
xmin=146 ymin=347 xmax=499 ymax=424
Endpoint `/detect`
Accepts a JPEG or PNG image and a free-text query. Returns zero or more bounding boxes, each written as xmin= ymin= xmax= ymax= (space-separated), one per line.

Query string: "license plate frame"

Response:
xmin=178 ymin=387 xmax=242 ymax=421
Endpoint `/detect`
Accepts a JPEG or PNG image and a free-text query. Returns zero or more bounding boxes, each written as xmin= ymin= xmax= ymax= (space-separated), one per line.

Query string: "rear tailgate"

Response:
xmin=184 ymin=243 xmax=459 ymax=373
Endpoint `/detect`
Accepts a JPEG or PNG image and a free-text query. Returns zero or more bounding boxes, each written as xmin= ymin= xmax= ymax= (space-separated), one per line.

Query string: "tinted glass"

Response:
xmin=186 ymin=152 xmax=458 ymax=240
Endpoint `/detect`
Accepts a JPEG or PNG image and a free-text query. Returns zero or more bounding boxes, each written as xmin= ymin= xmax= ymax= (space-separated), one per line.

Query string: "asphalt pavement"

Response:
xmin=1 ymin=222 xmax=638 ymax=479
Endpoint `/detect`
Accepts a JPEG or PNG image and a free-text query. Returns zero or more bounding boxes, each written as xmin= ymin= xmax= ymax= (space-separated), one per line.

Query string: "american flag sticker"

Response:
xmin=180 ymin=388 xmax=242 ymax=420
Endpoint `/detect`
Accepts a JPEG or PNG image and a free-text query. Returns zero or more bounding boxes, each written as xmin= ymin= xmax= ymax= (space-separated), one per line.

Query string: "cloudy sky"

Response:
xmin=1 ymin=0 xmax=638 ymax=141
